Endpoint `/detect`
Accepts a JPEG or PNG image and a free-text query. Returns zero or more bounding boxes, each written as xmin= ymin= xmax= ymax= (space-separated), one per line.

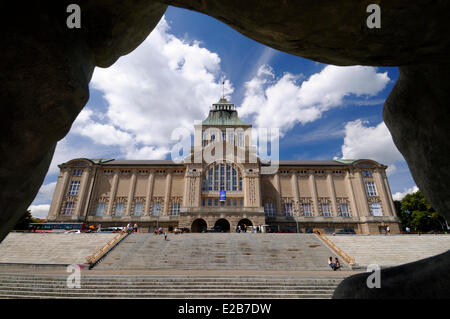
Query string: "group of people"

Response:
xmin=153 ymin=227 xmax=168 ymax=240
xmin=328 ymin=256 xmax=341 ymax=271
xmin=235 ymin=224 xmax=264 ymax=233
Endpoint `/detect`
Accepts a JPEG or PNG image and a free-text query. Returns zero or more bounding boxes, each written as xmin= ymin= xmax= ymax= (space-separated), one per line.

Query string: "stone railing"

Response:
xmin=85 ymin=231 xmax=130 ymax=268
xmin=314 ymin=230 xmax=355 ymax=266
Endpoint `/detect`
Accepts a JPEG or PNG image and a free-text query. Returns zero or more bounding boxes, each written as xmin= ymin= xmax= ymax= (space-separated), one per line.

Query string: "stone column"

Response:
xmin=273 ymin=172 xmax=282 ymax=216
xmin=374 ymin=169 xmax=392 ymax=217
xmin=74 ymin=168 xmax=90 ymax=218
xmin=145 ymin=170 xmax=155 ymax=215
xmin=163 ymin=170 xmax=172 ymax=216
xmin=326 ymin=172 xmax=338 ymax=216
xmin=355 ymin=169 xmax=370 ymax=217
xmin=106 ymin=170 xmax=119 ymax=216
xmin=49 ymin=168 xmax=70 ymax=218
xmin=382 ymin=170 xmax=396 ymax=216
xmin=291 ymin=173 xmax=300 ymax=216
xmin=126 ymin=170 xmax=137 ymax=216
xmin=345 ymin=171 xmax=358 ymax=218
xmin=309 ymin=171 xmax=319 ymax=216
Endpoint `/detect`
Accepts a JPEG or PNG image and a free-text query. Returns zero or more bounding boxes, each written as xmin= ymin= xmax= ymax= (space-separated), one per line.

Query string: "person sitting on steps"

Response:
xmin=328 ymin=256 xmax=336 ymax=270
xmin=334 ymin=257 xmax=341 ymax=270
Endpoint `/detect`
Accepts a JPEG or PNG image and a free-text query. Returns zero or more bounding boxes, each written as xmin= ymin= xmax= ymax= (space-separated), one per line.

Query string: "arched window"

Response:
xmin=204 ymin=163 xmax=242 ymax=192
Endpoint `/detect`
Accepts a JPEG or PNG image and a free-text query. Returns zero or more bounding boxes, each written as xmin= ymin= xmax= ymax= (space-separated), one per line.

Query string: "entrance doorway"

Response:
xmin=214 ymin=219 xmax=231 ymax=232
xmin=191 ymin=219 xmax=207 ymax=233
xmin=238 ymin=218 xmax=253 ymax=231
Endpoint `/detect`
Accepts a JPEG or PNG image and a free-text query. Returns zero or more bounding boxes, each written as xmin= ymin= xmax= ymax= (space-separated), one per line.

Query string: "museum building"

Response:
xmin=47 ymin=98 xmax=400 ymax=234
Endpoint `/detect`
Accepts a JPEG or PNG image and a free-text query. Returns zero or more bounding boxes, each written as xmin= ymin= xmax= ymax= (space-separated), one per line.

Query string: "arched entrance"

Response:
xmin=238 ymin=219 xmax=253 ymax=232
xmin=191 ymin=219 xmax=207 ymax=233
xmin=214 ymin=219 xmax=230 ymax=232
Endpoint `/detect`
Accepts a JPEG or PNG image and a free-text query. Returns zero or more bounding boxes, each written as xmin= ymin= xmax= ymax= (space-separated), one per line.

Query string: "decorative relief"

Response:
xmin=367 ymin=196 xmax=381 ymax=203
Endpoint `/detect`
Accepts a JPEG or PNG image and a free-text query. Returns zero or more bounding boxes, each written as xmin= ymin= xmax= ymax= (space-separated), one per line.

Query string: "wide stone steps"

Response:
xmin=0 ymin=274 xmax=341 ymax=299
xmin=324 ymin=235 xmax=450 ymax=267
xmin=96 ymin=233 xmax=344 ymax=270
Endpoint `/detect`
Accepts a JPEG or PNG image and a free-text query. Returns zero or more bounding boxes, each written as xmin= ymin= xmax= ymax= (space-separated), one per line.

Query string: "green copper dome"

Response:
xmin=201 ymin=98 xmax=250 ymax=126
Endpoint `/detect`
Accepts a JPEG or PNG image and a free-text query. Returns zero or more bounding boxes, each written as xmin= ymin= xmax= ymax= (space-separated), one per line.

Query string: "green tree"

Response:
xmin=13 ymin=210 xmax=34 ymax=230
xmin=399 ymin=191 xmax=446 ymax=233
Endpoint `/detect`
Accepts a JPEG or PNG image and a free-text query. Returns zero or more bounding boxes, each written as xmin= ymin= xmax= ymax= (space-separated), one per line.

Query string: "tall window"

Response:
xmin=284 ymin=202 xmax=293 ymax=216
xmin=222 ymin=130 xmax=226 ymax=141
xmin=339 ymin=203 xmax=350 ymax=217
xmin=371 ymin=203 xmax=383 ymax=216
xmin=239 ymin=176 xmax=242 ymax=191
xmin=68 ymin=181 xmax=80 ymax=196
xmin=232 ymin=168 xmax=237 ymax=191
xmin=303 ymin=203 xmax=312 ymax=217
xmin=73 ymin=169 xmax=83 ymax=176
xmin=202 ymin=176 xmax=207 ymax=191
xmin=363 ymin=170 xmax=373 ymax=177
xmin=365 ymin=181 xmax=377 ymax=196
xmin=208 ymin=168 xmax=213 ymax=191
xmin=95 ymin=203 xmax=106 ymax=216
xmin=214 ymin=165 xmax=219 ymax=191
xmin=170 ymin=202 xmax=180 ymax=216
xmin=152 ymin=203 xmax=161 ymax=216
xmin=226 ymin=164 xmax=231 ymax=190
xmin=265 ymin=202 xmax=275 ymax=217
xmin=62 ymin=202 xmax=75 ymax=215
xmin=228 ymin=131 xmax=234 ymax=146
xmin=134 ymin=203 xmax=143 ymax=216
xmin=220 ymin=164 xmax=225 ymax=190
xmin=208 ymin=198 xmax=212 ymax=207
xmin=321 ymin=204 xmax=331 ymax=217
xmin=114 ymin=203 xmax=124 ymax=216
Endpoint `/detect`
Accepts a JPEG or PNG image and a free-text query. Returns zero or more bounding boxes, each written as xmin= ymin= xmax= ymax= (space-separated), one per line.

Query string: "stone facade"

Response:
xmin=47 ymin=99 xmax=400 ymax=234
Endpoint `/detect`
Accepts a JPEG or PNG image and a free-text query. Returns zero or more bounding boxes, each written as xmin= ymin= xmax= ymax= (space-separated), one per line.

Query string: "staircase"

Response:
xmin=324 ymin=234 xmax=450 ymax=268
xmin=95 ymin=233 xmax=345 ymax=270
xmin=0 ymin=273 xmax=342 ymax=299
xmin=0 ymin=233 xmax=118 ymax=266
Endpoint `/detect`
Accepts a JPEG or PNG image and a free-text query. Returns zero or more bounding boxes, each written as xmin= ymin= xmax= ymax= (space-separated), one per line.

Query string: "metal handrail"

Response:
xmin=314 ymin=231 xmax=355 ymax=265
xmin=85 ymin=232 xmax=129 ymax=266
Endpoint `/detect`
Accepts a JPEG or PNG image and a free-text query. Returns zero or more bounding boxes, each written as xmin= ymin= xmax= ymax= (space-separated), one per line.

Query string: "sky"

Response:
xmin=29 ymin=6 xmax=418 ymax=218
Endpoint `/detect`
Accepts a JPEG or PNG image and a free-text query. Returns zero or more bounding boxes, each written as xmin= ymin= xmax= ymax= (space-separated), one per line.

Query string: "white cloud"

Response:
xmin=84 ymin=16 xmax=232 ymax=159
xmin=28 ymin=204 xmax=50 ymax=219
xmin=34 ymin=182 xmax=57 ymax=203
xmin=239 ymin=65 xmax=390 ymax=135
xmin=341 ymin=120 xmax=404 ymax=166
xmin=392 ymin=186 xmax=419 ymax=201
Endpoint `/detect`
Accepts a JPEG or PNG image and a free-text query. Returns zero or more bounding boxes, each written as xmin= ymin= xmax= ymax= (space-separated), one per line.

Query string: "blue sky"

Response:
xmin=29 ymin=6 xmax=417 ymax=218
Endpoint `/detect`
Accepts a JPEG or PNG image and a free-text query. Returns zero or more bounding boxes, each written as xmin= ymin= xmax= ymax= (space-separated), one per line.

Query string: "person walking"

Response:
xmin=164 ymin=231 xmax=168 ymax=240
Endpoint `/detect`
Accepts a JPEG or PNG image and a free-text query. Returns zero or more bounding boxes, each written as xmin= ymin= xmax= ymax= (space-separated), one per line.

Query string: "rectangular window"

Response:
xmin=222 ymin=130 xmax=226 ymax=141
xmin=233 ymin=198 xmax=237 ymax=207
xmin=208 ymin=169 xmax=213 ymax=191
xmin=68 ymin=180 xmax=80 ymax=196
xmin=239 ymin=176 xmax=242 ymax=191
xmin=214 ymin=198 xmax=219 ymax=206
xmin=238 ymin=131 xmax=244 ymax=147
xmin=202 ymin=198 xmax=206 ymax=207
xmin=73 ymin=169 xmax=83 ymax=176
xmin=265 ymin=202 xmax=275 ymax=217
xmin=365 ymin=181 xmax=377 ymax=196
xmin=62 ymin=202 xmax=75 ymax=215
xmin=371 ymin=202 xmax=383 ymax=216
xmin=321 ymin=204 xmax=331 ymax=217
xmin=134 ymin=203 xmax=143 ymax=216
xmin=152 ymin=203 xmax=161 ymax=216
xmin=303 ymin=203 xmax=312 ymax=217
xmin=232 ymin=168 xmax=237 ymax=191
xmin=284 ymin=202 xmax=293 ymax=216
xmin=227 ymin=198 xmax=231 ymax=206
xmin=226 ymin=165 xmax=231 ymax=190
xmin=208 ymin=198 xmax=212 ymax=207
xmin=339 ymin=203 xmax=350 ymax=217
xmin=220 ymin=164 xmax=225 ymax=190
xmin=214 ymin=165 xmax=219 ymax=191
xmin=95 ymin=203 xmax=106 ymax=216
xmin=170 ymin=202 xmax=180 ymax=216
xmin=363 ymin=170 xmax=373 ymax=177
xmin=114 ymin=202 xmax=124 ymax=216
